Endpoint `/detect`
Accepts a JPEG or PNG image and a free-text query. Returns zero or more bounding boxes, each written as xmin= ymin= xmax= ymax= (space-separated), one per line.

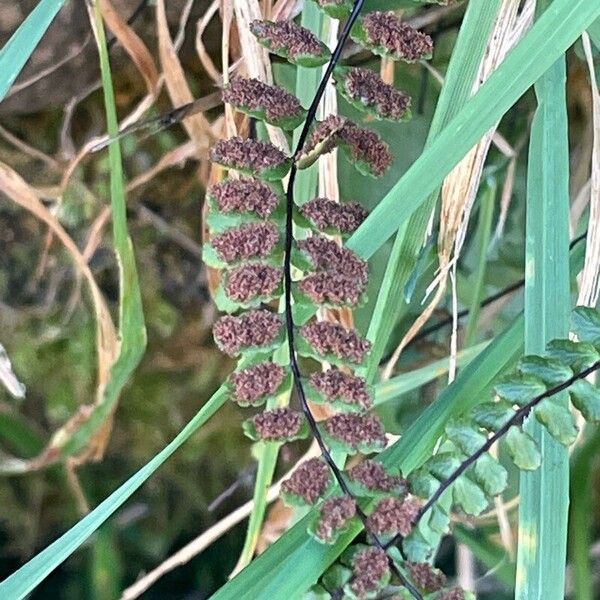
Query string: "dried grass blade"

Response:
xmin=99 ymin=0 xmax=159 ymax=93
xmin=233 ymin=0 xmax=289 ymax=152
xmin=156 ymin=0 xmax=214 ymax=155
xmin=196 ymin=0 xmax=222 ymax=84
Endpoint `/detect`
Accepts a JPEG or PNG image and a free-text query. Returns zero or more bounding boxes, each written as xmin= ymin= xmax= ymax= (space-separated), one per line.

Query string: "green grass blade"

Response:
xmin=374 ymin=341 xmax=488 ymax=406
xmin=382 ymin=315 xmax=523 ymax=471
xmin=464 ymin=178 xmax=496 ymax=345
xmin=515 ymin=1 xmax=571 ymax=596
xmin=0 ymin=386 xmax=228 ymax=599
xmin=235 ymin=440 xmax=280 ymax=570
xmin=364 ymin=0 xmax=502 ymax=378
xmin=569 ymin=427 xmax=600 ymax=600
xmin=53 ymin=0 xmax=146 ymax=458
xmin=0 ymin=0 xmax=67 ymax=102
xmin=348 ymin=0 xmax=600 ymax=259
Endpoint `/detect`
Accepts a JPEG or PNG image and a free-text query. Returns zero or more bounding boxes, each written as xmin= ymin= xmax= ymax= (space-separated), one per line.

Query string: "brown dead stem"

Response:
xmin=157 ymin=0 xmax=215 ymax=157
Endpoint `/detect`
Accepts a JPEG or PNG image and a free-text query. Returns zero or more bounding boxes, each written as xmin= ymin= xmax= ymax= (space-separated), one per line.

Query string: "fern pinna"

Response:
xmin=204 ymin=2 xmax=600 ymax=599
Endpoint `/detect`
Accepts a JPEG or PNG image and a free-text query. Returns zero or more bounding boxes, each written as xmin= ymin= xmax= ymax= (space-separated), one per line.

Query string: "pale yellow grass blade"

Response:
xmin=99 ymin=0 xmax=159 ymax=93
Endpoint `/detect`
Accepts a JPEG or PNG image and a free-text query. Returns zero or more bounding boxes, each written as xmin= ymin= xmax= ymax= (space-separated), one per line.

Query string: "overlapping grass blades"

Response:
xmin=56 ymin=0 xmax=147 ymax=460
xmin=347 ymin=0 xmax=600 ymax=258
xmin=515 ymin=0 xmax=571 ymax=596
xmin=363 ymin=0 xmax=503 ymax=380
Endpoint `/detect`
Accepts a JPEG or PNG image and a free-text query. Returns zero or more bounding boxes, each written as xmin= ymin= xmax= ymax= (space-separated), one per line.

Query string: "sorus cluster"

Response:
xmin=206 ymin=4 xmax=472 ymax=599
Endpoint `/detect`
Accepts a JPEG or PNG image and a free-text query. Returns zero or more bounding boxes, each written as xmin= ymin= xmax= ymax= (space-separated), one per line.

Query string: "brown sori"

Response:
xmin=210 ymin=136 xmax=288 ymax=172
xmin=361 ymin=11 xmax=433 ymax=61
xmin=300 ymin=320 xmax=371 ymax=363
xmin=210 ymin=178 xmax=279 ymax=218
xmin=339 ymin=118 xmax=393 ymax=176
xmin=342 ymin=67 xmax=410 ymax=120
xmin=252 ymin=407 xmax=304 ymax=440
xmin=230 ymin=362 xmax=286 ymax=404
xmin=315 ymin=495 xmax=356 ymax=542
xmin=211 ymin=222 xmax=279 ymax=263
xmin=213 ymin=309 xmax=282 ymax=356
xmin=309 ymin=368 xmax=371 ymax=410
xmin=324 ymin=412 xmax=386 ymax=450
xmin=250 ymin=20 xmax=325 ymax=60
xmin=222 ymin=77 xmax=304 ymax=122
xmin=302 ymin=115 xmax=392 ymax=176
xmin=298 ymin=236 xmax=368 ymax=283
xmin=303 ymin=114 xmax=347 ymax=156
xmin=281 ymin=458 xmax=331 ymax=504
xmin=406 ymin=562 xmax=447 ymax=593
xmin=300 ymin=197 xmax=368 ymax=233
xmin=225 ymin=263 xmax=282 ymax=303
xmin=366 ymin=494 xmax=421 ymax=536
xmin=299 ymin=272 xmax=365 ymax=306
xmin=362 ymin=11 xmax=433 ymax=61
xmin=347 ymin=459 xmax=407 ymax=493
xmin=350 ymin=546 xmax=390 ymax=598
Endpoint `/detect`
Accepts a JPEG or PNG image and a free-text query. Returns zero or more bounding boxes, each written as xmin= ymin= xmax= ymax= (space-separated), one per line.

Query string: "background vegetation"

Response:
xmin=0 ymin=1 xmax=599 ymax=599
